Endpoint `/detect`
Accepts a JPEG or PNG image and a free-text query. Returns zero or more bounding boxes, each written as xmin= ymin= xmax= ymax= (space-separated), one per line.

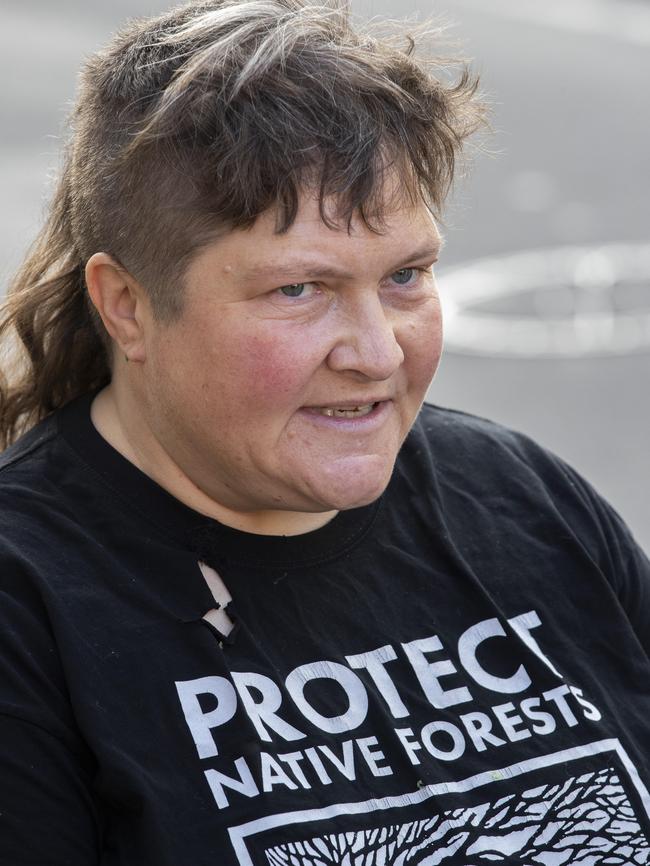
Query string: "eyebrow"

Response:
xmin=238 ymin=237 xmax=445 ymax=282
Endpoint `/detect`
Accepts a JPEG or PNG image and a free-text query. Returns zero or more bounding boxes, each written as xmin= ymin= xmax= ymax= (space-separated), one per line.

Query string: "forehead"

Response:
xmin=193 ymin=190 xmax=442 ymax=283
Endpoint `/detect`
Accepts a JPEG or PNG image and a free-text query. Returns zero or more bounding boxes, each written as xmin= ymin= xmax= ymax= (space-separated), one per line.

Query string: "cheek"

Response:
xmin=219 ymin=326 xmax=318 ymax=407
xmin=402 ymin=304 xmax=444 ymax=383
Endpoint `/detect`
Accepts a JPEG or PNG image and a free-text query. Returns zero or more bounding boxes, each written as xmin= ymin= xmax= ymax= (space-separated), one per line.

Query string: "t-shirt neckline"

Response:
xmin=57 ymin=390 xmax=382 ymax=569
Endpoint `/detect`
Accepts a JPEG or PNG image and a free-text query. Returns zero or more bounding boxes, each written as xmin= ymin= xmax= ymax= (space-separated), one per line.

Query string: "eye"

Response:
xmin=277 ymin=282 xmax=318 ymax=298
xmin=391 ymin=267 xmax=424 ymax=287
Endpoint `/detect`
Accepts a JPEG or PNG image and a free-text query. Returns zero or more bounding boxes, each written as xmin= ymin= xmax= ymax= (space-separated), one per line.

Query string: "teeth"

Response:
xmin=317 ymin=404 xmax=375 ymax=418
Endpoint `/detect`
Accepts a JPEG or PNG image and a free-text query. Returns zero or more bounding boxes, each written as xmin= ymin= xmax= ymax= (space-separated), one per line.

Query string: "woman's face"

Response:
xmin=139 ymin=192 xmax=444 ymax=519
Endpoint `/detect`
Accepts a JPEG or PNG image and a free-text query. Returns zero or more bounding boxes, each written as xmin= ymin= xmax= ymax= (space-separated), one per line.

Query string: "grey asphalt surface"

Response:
xmin=1 ymin=0 xmax=648 ymax=548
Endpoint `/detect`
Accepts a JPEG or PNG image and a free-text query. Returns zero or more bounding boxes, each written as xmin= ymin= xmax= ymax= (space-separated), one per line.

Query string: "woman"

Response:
xmin=1 ymin=1 xmax=649 ymax=864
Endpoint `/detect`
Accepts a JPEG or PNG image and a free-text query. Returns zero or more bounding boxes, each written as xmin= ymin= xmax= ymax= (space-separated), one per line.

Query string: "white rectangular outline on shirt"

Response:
xmin=227 ymin=738 xmax=650 ymax=866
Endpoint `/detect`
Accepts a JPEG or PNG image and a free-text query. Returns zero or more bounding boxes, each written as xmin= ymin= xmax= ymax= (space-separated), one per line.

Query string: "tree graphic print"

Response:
xmin=265 ymin=768 xmax=650 ymax=865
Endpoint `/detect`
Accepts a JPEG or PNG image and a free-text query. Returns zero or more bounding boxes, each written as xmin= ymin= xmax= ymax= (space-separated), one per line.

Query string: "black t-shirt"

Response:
xmin=1 ymin=393 xmax=649 ymax=865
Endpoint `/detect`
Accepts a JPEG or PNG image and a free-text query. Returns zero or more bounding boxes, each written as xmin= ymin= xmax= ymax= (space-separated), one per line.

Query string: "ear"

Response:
xmin=85 ymin=253 xmax=148 ymax=363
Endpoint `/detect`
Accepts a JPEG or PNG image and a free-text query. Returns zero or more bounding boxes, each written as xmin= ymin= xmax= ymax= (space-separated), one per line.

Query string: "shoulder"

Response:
xmin=402 ymin=401 xmax=601 ymax=515
xmin=0 ymin=413 xmax=60 ymax=520
xmin=412 ymin=400 xmax=543 ymax=452
xmin=0 ymin=413 xmax=58 ymax=475
xmin=398 ymin=401 xmax=648 ymax=584
xmin=403 ymin=401 xmax=569 ymax=484
xmin=0 ymin=410 xmax=84 ymax=564
xmin=0 ymin=410 xmax=70 ymax=499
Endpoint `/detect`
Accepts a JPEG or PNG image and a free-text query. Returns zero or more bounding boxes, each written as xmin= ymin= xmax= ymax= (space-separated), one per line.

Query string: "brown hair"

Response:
xmin=0 ymin=0 xmax=485 ymax=449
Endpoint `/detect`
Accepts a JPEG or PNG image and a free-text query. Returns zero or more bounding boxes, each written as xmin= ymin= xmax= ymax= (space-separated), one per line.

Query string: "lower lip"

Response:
xmin=298 ymin=400 xmax=392 ymax=430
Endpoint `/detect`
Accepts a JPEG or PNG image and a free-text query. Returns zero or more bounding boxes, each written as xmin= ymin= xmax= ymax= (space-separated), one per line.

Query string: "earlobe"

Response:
xmin=85 ymin=252 xmax=147 ymax=363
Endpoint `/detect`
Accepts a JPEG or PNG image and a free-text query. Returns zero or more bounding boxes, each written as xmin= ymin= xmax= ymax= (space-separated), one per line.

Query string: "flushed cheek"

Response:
xmin=217 ymin=327 xmax=319 ymax=409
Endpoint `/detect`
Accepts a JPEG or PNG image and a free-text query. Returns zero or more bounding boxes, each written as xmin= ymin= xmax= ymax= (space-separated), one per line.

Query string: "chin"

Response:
xmin=306 ymin=457 xmax=395 ymax=511
xmin=333 ymin=490 xmax=386 ymax=511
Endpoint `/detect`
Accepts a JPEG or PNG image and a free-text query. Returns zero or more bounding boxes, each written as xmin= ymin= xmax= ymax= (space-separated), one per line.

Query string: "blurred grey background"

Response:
xmin=1 ymin=0 xmax=648 ymax=548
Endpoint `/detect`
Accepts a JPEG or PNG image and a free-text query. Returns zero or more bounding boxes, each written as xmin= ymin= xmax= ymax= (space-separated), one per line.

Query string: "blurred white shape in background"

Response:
xmin=440 ymin=243 xmax=650 ymax=358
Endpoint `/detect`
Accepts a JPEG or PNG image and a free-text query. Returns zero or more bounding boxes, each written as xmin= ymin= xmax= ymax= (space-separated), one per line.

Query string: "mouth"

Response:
xmin=301 ymin=400 xmax=391 ymax=422
xmin=311 ymin=403 xmax=378 ymax=419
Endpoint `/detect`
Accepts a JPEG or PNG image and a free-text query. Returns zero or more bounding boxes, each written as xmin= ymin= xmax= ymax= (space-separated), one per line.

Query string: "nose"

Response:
xmin=326 ymin=294 xmax=405 ymax=380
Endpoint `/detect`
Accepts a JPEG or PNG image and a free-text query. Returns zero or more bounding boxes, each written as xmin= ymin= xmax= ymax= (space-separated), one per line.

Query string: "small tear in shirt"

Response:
xmin=198 ymin=561 xmax=235 ymax=638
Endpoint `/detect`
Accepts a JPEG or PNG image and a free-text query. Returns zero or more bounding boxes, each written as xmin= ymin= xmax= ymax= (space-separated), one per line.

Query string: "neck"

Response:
xmin=90 ymin=383 xmax=338 ymax=536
